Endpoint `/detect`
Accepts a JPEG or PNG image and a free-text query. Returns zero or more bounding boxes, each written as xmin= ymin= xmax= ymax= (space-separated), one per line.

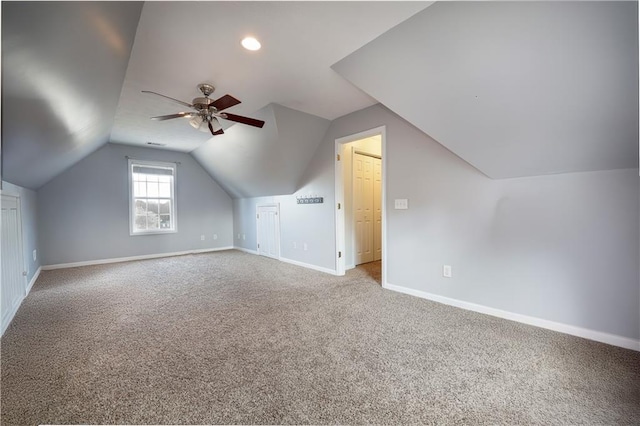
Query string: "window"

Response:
xmin=129 ymin=159 xmax=177 ymax=235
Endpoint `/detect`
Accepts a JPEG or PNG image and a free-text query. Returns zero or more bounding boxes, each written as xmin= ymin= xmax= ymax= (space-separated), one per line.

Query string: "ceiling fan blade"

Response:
xmin=211 ymin=94 xmax=241 ymax=112
xmin=221 ymin=113 xmax=265 ymax=128
xmin=208 ymin=121 xmax=225 ymax=136
xmin=142 ymin=90 xmax=193 ymax=108
xmin=151 ymin=112 xmax=193 ymax=121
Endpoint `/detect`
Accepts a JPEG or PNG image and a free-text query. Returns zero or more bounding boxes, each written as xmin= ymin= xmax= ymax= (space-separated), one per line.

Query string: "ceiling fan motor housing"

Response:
xmin=192 ymin=97 xmax=215 ymax=110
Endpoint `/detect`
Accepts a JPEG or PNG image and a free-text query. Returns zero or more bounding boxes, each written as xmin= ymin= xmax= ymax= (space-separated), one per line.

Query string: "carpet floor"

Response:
xmin=1 ymin=250 xmax=639 ymax=425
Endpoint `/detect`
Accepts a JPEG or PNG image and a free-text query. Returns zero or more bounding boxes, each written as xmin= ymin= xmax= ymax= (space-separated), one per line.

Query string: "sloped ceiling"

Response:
xmin=333 ymin=1 xmax=639 ymax=178
xmin=192 ymin=104 xmax=330 ymax=198
xmin=1 ymin=1 xmax=142 ymax=189
xmin=110 ymin=1 xmax=429 ymax=153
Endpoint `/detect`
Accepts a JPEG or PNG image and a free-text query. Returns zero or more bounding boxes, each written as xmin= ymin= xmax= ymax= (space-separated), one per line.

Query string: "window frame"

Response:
xmin=128 ymin=158 xmax=178 ymax=236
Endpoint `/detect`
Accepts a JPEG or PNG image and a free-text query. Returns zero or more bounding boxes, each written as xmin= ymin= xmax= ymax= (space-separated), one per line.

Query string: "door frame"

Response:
xmin=256 ymin=203 xmax=281 ymax=260
xmin=334 ymin=125 xmax=387 ymax=287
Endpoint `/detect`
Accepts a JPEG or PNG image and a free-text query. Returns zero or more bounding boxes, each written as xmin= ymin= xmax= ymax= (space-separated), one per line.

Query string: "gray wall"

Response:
xmin=2 ymin=181 xmax=40 ymax=283
xmin=233 ymin=104 xmax=639 ymax=340
xmin=38 ymin=143 xmax=233 ymax=265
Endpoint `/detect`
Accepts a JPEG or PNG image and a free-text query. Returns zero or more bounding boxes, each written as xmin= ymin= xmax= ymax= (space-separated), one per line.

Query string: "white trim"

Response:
xmin=384 ymin=282 xmax=640 ymax=352
xmin=1 ymin=299 xmax=21 ymax=336
xmin=26 ymin=266 xmax=41 ymax=294
xmin=334 ymin=125 xmax=387 ymax=286
xmin=234 ymin=247 xmax=259 ymax=255
xmin=279 ymin=256 xmax=338 ymax=276
xmin=1 ymin=266 xmax=39 ymax=336
xmin=42 ymin=247 xmax=234 ymax=270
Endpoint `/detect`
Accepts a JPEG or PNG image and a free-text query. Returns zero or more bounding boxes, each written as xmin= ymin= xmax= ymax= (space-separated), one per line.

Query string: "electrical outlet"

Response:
xmin=200 ymin=234 xmax=205 ymax=241
xmin=242 ymin=234 xmax=246 ymax=240
xmin=293 ymin=242 xmax=297 ymax=249
xmin=303 ymin=243 xmax=308 ymax=251
xmin=443 ymin=265 xmax=452 ymax=278
xmin=213 ymin=234 xmax=218 ymax=240
xmin=237 ymin=233 xmax=241 ymax=240
xmin=33 ymin=250 xmax=37 ymax=261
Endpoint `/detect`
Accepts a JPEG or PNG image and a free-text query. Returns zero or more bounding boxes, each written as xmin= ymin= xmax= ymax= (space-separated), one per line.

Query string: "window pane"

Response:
xmin=147 ymin=174 xmax=159 ymax=183
xmin=159 ymin=175 xmax=171 ymax=183
xmin=159 ymin=182 xmax=171 ymax=198
xmin=133 ymin=173 xmax=145 ymax=182
xmin=148 ymin=199 xmax=159 ymax=214
xmin=147 ymin=211 xmax=160 ymax=229
xmin=159 ymin=215 xmax=171 ymax=229
xmin=134 ymin=215 xmax=147 ymax=231
xmin=147 ymin=181 xmax=159 ymax=197
xmin=134 ymin=182 xmax=147 ymax=197
xmin=135 ymin=199 xmax=147 ymax=215
xmin=159 ymin=200 xmax=171 ymax=214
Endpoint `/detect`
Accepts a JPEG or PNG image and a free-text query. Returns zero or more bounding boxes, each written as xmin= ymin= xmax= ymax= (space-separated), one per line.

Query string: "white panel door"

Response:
xmin=257 ymin=205 xmax=280 ymax=260
xmin=373 ymin=157 xmax=382 ymax=261
xmin=1 ymin=195 xmax=26 ymax=332
xmin=354 ymin=153 xmax=374 ymax=265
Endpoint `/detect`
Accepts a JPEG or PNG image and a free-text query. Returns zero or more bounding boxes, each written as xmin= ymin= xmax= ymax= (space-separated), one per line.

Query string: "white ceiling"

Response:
xmin=333 ymin=1 xmax=639 ymax=178
xmin=5 ymin=1 xmax=634 ymax=195
xmin=111 ymin=1 xmax=430 ymax=152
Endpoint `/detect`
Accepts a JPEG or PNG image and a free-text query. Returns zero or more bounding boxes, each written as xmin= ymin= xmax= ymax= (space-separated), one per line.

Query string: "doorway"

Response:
xmin=256 ymin=204 xmax=280 ymax=260
xmin=334 ymin=126 xmax=386 ymax=286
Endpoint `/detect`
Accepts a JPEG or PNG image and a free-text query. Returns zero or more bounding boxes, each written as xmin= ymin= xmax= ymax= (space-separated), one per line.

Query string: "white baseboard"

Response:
xmin=279 ymin=256 xmax=338 ymax=275
xmin=1 ymin=266 xmax=42 ymax=336
xmin=233 ymin=247 xmax=258 ymax=255
xmin=42 ymin=247 xmax=234 ymax=270
xmin=384 ymin=282 xmax=640 ymax=352
xmin=232 ymin=248 xmax=336 ymax=275
xmin=26 ymin=266 xmax=41 ymax=294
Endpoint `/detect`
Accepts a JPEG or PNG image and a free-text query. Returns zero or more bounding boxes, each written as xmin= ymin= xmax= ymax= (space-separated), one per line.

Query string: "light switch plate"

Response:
xmin=394 ymin=199 xmax=409 ymax=209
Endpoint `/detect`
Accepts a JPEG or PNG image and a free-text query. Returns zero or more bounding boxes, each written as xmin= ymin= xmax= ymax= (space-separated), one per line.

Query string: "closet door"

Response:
xmin=1 ymin=194 xmax=26 ymax=333
xmin=256 ymin=204 xmax=280 ymax=260
xmin=353 ymin=153 xmax=374 ymax=265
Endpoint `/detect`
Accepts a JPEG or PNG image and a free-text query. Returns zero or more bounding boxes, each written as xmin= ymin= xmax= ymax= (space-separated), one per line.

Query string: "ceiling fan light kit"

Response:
xmin=143 ymin=83 xmax=265 ymax=136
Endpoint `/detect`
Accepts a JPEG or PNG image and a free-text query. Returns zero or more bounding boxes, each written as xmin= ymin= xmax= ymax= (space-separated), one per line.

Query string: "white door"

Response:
xmin=257 ymin=204 xmax=280 ymax=259
xmin=1 ymin=194 xmax=26 ymax=333
xmin=373 ymin=157 xmax=382 ymax=261
xmin=354 ymin=153 xmax=375 ymax=265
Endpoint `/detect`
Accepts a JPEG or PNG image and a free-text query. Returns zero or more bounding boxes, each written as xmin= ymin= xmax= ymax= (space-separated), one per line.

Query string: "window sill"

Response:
xmin=130 ymin=229 xmax=177 ymax=236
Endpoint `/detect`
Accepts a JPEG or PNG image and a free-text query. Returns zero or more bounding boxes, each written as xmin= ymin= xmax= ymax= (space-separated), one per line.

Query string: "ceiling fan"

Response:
xmin=142 ymin=83 xmax=265 ymax=136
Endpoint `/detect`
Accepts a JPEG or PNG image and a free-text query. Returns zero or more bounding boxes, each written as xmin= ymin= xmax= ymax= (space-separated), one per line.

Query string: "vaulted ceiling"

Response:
xmin=333 ymin=1 xmax=639 ymax=178
xmin=2 ymin=1 xmax=637 ymax=195
xmin=1 ymin=1 xmax=142 ymax=189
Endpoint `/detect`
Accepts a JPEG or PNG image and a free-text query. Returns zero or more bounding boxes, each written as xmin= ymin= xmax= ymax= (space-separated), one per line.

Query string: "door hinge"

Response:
xmin=338 ymin=251 xmax=342 ymax=258
xmin=275 ymin=212 xmax=278 ymax=215
xmin=337 ymin=203 xmax=341 ymax=210
xmin=337 ymin=154 xmax=340 ymax=161
xmin=257 ymin=243 xmax=260 ymax=248
xmin=257 ymin=214 xmax=259 ymax=219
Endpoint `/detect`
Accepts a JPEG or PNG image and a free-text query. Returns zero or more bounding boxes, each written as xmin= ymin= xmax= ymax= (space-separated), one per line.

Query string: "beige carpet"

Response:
xmin=1 ymin=250 xmax=639 ymax=425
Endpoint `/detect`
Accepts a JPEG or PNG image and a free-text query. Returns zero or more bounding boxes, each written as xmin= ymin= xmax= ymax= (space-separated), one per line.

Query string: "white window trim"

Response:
xmin=128 ymin=158 xmax=178 ymax=236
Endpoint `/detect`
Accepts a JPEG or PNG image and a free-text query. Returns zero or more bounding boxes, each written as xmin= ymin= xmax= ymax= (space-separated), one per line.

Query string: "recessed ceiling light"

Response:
xmin=241 ymin=36 xmax=261 ymax=51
